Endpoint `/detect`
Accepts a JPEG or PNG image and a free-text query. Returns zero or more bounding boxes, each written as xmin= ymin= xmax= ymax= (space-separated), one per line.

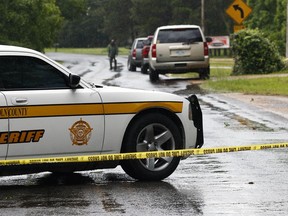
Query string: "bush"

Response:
xmin=232 ymin=29 xmax=284 ymax=75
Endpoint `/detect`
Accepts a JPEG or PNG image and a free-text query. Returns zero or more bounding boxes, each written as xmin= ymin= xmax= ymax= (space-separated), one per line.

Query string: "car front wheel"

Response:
xmin=121 ymin=113 xmax=182 ymax=181
xmin=127 ymin=59 xmax=136 ymax=71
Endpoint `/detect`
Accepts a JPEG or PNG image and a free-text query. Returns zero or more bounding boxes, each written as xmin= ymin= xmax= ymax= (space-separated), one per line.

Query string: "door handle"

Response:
xmin=16 ymin=98 xmax=28 ymax=103
xmin=12 ymin=97 xmax=28 ymax=105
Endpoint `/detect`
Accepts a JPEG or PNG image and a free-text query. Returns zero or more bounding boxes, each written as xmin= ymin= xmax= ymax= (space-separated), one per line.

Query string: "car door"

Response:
xmin=0 ymin=92 xmax=9 ymax=159
xmin=135 ymin=39 xmax=145 ymax=61
xmin=0 ymin=55 xmax=104 ymax=159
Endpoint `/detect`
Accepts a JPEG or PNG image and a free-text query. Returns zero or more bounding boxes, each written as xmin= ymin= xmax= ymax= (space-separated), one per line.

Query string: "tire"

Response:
xmin=121 ymin=113 xmax=182 ymax=181
xmin=127 ymin=59 xmax=136 ymax=71
xmin=130 ymin=65 xmax=136 ymax=72
xmin=141 ymin=64 xmax=148 ymax=74
xmin=149 ymin=67 xmax=159 ymax=82
xmin=199 ymin=67 xmax=210 ymax=80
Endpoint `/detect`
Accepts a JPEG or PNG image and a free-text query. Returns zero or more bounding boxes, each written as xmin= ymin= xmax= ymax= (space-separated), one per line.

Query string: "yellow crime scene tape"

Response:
xmin=0 ymin=142 xmax=288 ymax=166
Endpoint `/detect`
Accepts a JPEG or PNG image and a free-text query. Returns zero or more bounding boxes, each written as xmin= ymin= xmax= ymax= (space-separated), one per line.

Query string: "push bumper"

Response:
xmin=187 ymin=95 xmax=204 ymax=148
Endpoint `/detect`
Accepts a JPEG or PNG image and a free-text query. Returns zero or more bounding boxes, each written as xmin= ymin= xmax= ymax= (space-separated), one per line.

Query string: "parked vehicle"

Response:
xmin=141 ymin=35 xmax=153 ymax=74
xmin=148 ymin=25 xmax=212 ymax=82
xmin=0 ymin=45 xmax=204 ymax=181
xmin=127 ymin=37 xmax=146 ymax=71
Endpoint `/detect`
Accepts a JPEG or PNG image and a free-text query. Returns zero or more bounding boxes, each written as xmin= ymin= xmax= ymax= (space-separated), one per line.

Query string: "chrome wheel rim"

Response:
xmin=136 ymin=123 xmax=176 ymax=171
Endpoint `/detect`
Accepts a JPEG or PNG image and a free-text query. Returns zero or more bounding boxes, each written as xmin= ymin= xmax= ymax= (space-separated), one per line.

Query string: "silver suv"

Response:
xmin=127 ymin=37 xmax=146 ymax=71
xmin=148 ymin=25 xmax=211 ymax=81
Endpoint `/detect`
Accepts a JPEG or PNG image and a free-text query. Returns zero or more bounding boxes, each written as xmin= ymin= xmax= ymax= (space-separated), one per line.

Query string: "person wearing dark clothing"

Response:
xmin=108 ymin=39 xmax=118 ymax=70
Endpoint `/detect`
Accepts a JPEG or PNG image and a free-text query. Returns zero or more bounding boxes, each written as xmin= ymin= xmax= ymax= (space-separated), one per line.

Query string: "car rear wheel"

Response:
xmin=121 ymin=113 xmax=182 ymax=181
xmin=199 ymin=67 xmax=210 ymax=80
xmin=141 ymin=64 xmax=149 ymax=74
xmin=149 ymin=67 xmax=159 ymax=82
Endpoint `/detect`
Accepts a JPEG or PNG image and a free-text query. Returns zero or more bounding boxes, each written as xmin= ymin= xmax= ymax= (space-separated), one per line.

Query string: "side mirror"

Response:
xmin=69 ymin=74 xmax=81 ymax=89
xmin=206 ymin=37 xmax=212 ymax=43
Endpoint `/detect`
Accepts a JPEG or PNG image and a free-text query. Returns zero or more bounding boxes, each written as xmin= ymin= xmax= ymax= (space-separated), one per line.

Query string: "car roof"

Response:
xmin=0 ymin=45 xmax=39 ymax=54
xmin=157 ymin=25 xmax=200 ymax=30
xmin=135 ymin=37 xmax=147 ymax=41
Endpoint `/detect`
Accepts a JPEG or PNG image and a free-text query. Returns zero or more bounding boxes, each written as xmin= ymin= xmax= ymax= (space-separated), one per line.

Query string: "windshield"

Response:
xmin=157 ymin=28 xmax=203 ymax=43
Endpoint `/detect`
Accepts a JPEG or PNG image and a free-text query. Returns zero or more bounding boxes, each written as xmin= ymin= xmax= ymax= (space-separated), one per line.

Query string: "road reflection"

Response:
xmin=0 ymin=171 xmax=204 ymax=215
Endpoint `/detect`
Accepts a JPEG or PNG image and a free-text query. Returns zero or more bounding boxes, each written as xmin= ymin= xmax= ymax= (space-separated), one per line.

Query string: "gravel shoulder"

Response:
xmin=220 ymin=93 xmax=288 ymax=119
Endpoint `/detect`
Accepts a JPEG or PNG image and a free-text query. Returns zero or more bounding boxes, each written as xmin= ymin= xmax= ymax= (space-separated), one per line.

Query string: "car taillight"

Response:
xmin=132 ymin=49 xmax=136 ymax=59
xmin=142 ymin=46 xmax=150 ymax=58
xmin=204 ymin=42 xmax=209 ymax=56
xmin=151 ymin=44 xmax=156 ymax=58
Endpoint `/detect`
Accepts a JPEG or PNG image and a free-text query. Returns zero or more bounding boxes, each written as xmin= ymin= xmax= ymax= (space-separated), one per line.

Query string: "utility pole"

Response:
xmin=286 ymin=0 xmax=288 ymax=57
xmin=201 ymin=0 xmax=205 ymax=34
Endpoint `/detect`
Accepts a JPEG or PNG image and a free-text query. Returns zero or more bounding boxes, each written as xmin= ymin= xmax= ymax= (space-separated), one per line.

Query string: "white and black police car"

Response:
xmin=0 ymin=45 xmax=203 ymax=181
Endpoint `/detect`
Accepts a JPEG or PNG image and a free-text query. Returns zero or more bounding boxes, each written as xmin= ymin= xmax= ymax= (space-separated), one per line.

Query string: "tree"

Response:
xmin=246 ymin=0 xmax=286 ymax=55
xmin=0 ymin=0 xmax=62 ymax=52
xmin=56 ymin=0 xmax=86 ymax=20
xmin=205 ymin=0 xmax=234 ymax=36
xmin=102 ymin=0 xmax=133 ymax=45
xmin=170 ymin=0 xmax=201 ymax=25
xmin=130 ymin=0 xmax=173 ymax=38
xmin=54 ymin=0 xmax=286 ymax=53
xmin=57 ymin=0 xmax=108 ymax=47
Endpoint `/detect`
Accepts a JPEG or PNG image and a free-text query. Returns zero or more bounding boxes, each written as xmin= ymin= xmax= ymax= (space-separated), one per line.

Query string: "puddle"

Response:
xmin=174 ymin=84 xmax=208 ymax=95
xmin=232 ymin=115 xmax=274 ymax=131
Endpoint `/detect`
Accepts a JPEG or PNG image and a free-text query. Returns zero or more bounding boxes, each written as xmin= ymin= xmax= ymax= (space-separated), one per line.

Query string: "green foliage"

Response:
xmin=130 ymin=0 xmax=173 ymax=37
xmin=56 ymin=0 xmax=86 ymax=20
xmin=232 ymin=29 xmax=284 ymax=75
xmin=102 ymin=0 xmax=133 ymax=45
xmin=246 ymin=0 xmax=286 ymax=55
xmin=0 ymin=0 xmax=63 ymax=52
xmin=56 ymin=0 xmax=233 ymax=47
xmin=1 ymin=0 xmax=287 ymax=53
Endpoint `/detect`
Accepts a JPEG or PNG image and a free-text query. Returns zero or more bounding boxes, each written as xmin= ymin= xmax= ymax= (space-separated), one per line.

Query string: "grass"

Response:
xmin=210 ymin=58 xmax=234 ymax=68
xmin=202 ymin=76 xmax=288 ymax=96
xmin=203 ymin=58 xmax=288 ymax=96
xmin=45 ymin=47 xmax=129 ymax=55
xmin=210 ymin=59 xmax=233 ymax=78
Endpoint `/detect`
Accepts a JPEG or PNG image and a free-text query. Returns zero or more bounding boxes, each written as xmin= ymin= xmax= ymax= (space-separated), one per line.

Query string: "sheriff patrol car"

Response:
xmin=0 ymin=45 xmax=203 ymax=181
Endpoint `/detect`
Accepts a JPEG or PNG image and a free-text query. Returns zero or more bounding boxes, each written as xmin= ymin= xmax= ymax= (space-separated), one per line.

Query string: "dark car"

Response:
xmin=127 ymin=37 xmax=146 ymax=71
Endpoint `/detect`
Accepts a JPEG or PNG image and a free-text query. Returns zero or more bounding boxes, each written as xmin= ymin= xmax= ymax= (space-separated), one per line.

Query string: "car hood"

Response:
xmin=95 ymin=85 xmax=185 ymax=103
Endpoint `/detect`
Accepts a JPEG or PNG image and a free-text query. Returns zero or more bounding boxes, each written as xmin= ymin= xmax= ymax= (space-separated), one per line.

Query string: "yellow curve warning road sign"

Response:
xmin=226 ymin=0 xmax=252 ymax=24
xmin=0 ymin=142 xmax=287 ymax=166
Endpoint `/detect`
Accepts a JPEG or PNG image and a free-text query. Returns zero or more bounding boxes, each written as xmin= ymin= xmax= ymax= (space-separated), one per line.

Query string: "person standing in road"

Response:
xmin=108 ymin=39 xmax=118 ymax=70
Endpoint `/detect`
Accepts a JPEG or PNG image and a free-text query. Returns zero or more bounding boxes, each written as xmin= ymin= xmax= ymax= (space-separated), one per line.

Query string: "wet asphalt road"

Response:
xmin=0 ymin=54 xmax=287 ymax=216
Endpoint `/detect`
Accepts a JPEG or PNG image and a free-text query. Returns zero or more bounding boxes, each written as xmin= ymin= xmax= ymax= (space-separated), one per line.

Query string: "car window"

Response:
xmin=136 ymin=40 xmax=144 ymax=49
xmin=143 ymin=38 xmax=153 ymax=46
xmin=157 ymin=28 xmax=203 ymax=43
xmin=0 ymin=56 xmax=70 ymax=90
